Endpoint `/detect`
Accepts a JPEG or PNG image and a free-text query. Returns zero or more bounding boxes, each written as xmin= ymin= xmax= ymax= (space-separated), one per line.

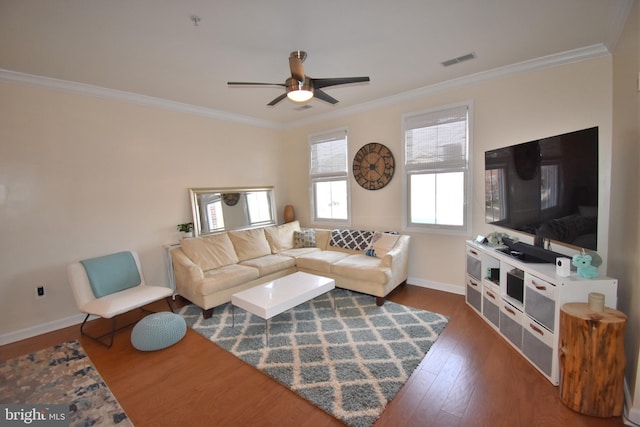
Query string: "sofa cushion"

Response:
xmin=279 ymin=247 xmax=322 ymax=258
xmin=198 ymin=264 xmax=260 ymax=296
xmin=296 ymin=250 xmax=351 ymax=274
xmin=240 ymin=254 xmax=296 ymax=277
xmin=331 ymin=254 xmax=390 ymax=284
xmin=181 ymin=233 xmax=239 ymax=272
xmin=228 ymin=228 xmax=272 ymax=261
xmin=329 ymin=229 xmax=374 ymax=251
xmin=294 ymin=229 xmax=316 ymax=248
xmin=367 ymin=232 xmax=400 ymax=258
xmin=264 ymin=221 xmax=301 ymax=253
xmin=313 ymin=229 xmax=331 ymax=251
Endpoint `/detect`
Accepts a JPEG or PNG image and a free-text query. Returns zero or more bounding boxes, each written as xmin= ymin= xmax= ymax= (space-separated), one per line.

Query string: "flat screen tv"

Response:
xmin=485 ymin=127 xmax=598 ymax=250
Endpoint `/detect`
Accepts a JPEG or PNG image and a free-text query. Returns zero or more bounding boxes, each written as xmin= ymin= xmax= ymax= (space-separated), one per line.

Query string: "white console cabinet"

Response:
xmin=465 ymin=241 xmax=617 ymax=385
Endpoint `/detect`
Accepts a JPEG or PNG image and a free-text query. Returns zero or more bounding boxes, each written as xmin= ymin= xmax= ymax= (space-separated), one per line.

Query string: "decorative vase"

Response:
xmin=283 ymin=205 xmax=295 ymax=223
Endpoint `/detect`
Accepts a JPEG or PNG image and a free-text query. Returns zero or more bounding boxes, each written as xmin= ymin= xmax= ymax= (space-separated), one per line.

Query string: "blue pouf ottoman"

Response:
xmin=131 ymin=312 xmax=186 ymax=351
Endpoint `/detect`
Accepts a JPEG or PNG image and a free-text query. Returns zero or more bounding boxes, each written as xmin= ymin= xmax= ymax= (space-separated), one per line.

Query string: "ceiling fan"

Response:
xmin=227 ymin=51 xmax=370 ymax=106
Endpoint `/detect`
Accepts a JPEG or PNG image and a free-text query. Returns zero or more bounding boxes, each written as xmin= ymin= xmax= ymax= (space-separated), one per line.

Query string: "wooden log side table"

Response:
xmin=558 ymin=302 xmax=627 ymax=417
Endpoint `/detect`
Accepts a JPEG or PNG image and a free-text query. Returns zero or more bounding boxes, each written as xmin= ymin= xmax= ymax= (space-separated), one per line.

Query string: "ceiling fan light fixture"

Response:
xmin=286 ymin=78 xmax=313 ymax=102
xmin=287 ymin=89 xmax=313 ymax=102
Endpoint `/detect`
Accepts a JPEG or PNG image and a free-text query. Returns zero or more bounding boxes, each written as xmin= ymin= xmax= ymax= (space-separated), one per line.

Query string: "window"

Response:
xmin=309 ymin=129 xmax=350 ymax=224
xmin=403 ymin=103 xmax=471 ymax=232
xmin=485 ymin=167 xmax=506 ymax=222
xmin=246 ymin=191 xmax=272 ymax=224
xmin=540 ymin=164 xmax=559 ymax=210
xmin=206 ymin=198 xmax=225 ymax=231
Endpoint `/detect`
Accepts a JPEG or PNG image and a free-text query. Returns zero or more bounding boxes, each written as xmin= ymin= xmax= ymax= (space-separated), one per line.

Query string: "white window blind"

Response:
xmin=405 ymin=105 xmax=468 ymax=172
xmin=309 ymin=128 xmax=350 ymax=224
xmin=403 ymin=103 xmax=471 ymax=233
xmin=310 ymin=130 xmax=348 ymax=179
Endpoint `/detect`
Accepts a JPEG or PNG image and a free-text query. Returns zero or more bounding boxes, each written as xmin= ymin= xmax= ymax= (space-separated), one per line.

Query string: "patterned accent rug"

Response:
xmin=179 ymin=289 xmax=448 ymax=427
xmin=0 ymin=339 xmax=131 ymax=426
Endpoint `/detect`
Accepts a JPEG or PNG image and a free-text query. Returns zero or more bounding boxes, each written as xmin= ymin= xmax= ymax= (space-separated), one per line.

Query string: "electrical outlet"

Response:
xmin=36 ymin=286 xmax=45 ymax=299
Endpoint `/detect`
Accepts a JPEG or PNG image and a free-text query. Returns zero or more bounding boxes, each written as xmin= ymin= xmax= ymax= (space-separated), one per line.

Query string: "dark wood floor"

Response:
xmin=1 ymin=285 xmax=627 ymax=427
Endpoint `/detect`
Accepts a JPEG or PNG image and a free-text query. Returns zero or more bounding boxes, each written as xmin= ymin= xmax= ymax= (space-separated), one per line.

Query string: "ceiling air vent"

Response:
xmin=441 ymin=52 xmax=476 ymax=67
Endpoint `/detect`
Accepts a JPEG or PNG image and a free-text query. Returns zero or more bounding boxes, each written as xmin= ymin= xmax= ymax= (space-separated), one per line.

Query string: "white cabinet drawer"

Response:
xmin=466 ymin=245 xmax=481 ymax=259
xmin=525 ymin=274 xmax=556 ymax=331
xmin=525 ymin=274 xmax=556 ymax=299
xmin=523 ymin=317 xmax=554 ymax=348
xmin=482 ymin=285 xmax=500 ymax=329
xmin=466 ymin=275 xmax=481 ymax=291
xmin=465 ymin=275 xmax=482 ymax=313
xmin=482 ymin=278 xmax=500 ymax=295
xmin=466 ymin=246 xmax=482 ymax=280
xmin=522 ymin=317 xmax=556 ymax=381
xmin=500 ymin=301 xmax=523 ymax=349
xmin=501 ymin=301 xmax=523 ymax=323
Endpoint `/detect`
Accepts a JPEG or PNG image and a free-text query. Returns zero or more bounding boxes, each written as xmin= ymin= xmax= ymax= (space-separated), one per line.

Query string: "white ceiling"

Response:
xmin=0 ymin=0 xmax=634 ymax=128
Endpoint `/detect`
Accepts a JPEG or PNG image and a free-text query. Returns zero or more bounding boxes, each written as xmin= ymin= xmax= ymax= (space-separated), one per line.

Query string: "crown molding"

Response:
xmin=0 ymin=69 xmax=282 ymax=129
xmin=0 ymin=44 xmax=610 ymax=131
xmin=605 ymin=0 xmax=636 ymax=52
xmin=286 ymin=44 xmax=611 ymax=129
xmin=284 ymin=44 xmax=611 ymax=129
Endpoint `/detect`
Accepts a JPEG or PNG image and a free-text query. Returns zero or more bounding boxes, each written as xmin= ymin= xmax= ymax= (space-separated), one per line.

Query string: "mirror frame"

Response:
xmin=189 ymin=186 xmax=277 ymax=237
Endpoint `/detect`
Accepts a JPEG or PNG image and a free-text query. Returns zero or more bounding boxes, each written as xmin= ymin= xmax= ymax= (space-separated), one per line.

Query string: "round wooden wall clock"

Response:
xmin=352 ymin=142 xmax=395 ymax=190
xmin=222 ymin=193 xmax=240 ymax=206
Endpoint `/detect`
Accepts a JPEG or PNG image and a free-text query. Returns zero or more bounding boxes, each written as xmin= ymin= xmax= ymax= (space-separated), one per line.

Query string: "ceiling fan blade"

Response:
xmin=289 ymin=51 xmax=306 ymax=82
xmin=227 ymin=82 xmax=286 ymax=87
xmin=267 ymin=93 xmax=288 ymax=106
xmin=312 ymin=76 xmax=370 ymax=89
xmin=228 ymin=52 xmax=369 ymax=107
xmin=313 ymin=89 xmax=339 ymax=104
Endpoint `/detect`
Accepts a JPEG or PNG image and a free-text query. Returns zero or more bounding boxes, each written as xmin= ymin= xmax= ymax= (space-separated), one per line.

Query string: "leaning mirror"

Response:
xmin=189 ymin=187 xmax=277 ymax=237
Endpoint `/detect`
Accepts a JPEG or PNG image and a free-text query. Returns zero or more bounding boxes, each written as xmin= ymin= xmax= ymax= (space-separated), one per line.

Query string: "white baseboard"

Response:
xmin=624 ymin=380 xmax=640 ymax=425
xmin=407 ymin=277 xmax=465 ymax=295
xmin=0 ymin=313 xmax=86 ymax=346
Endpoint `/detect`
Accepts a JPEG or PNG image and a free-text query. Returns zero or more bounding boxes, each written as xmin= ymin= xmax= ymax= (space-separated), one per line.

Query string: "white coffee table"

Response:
xmin=231 ymin=271 xmax=335 ymax=345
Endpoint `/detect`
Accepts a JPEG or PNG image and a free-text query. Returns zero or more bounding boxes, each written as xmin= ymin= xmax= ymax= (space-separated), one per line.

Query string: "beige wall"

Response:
xmin=611 ymin=0 xmax=640 ymax=420
xmin=2 ymin=47 xmax=634 ymax=414
xmin=0 ymin=82 xmax=285 ymax=336
xmin=283 ymin=57 xmax=613 ymax=293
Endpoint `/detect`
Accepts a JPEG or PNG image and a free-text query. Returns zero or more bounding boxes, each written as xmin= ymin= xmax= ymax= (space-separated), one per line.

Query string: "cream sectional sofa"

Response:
xmin=170 ymin=221 xmax=410 ymax=318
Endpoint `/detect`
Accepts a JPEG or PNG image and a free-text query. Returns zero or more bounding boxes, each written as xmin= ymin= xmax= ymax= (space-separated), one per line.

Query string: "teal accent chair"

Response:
xmin=68 ymin=251 xmax=174 ymax=348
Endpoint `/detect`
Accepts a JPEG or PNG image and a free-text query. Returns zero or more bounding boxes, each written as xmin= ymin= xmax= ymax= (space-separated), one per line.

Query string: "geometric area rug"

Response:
xmin=179 ymin=288 xmax=448 ymax=427
xmin=0 ymin=339 xmax=132 ymax=426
